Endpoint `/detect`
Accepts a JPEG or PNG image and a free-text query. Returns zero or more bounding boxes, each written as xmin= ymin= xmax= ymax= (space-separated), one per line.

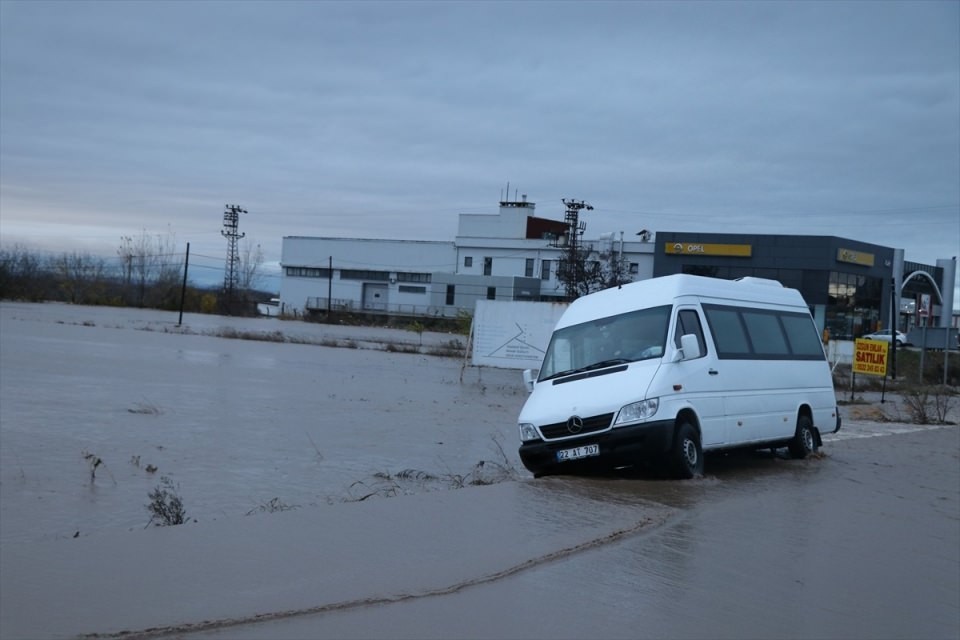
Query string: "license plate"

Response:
xmin=556 ymin=444 xmax=600 ymax=462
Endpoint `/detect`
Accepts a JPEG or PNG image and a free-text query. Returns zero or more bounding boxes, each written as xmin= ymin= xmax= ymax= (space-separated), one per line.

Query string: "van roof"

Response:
xmin=557 ymin=274 xmax=809 ymax=329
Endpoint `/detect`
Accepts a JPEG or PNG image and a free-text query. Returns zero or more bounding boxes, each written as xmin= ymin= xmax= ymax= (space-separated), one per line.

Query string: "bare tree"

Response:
xmin=237 ymin=240 xmax=265 ymax=294
xmin=117 ymin=235 xmax=134 ymax=289
xmin=596 ymin=243 xmax=632 ymax=290
xmin=118 ymin=230 xmax=181 ymax=306
xmin=53 ymin=251 xmax=106 ymax=304
xmin=555 ymin=242 xmax=633 ymax=301
xmin=0 ymin=244 xmax=46 ymax=300
xmin=556 ymin=244 xmax=602 ymax=300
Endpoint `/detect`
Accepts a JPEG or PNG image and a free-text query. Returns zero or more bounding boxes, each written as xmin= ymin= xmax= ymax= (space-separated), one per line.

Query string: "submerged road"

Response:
xmin=181 ymin=425 xmax=959 ymax=640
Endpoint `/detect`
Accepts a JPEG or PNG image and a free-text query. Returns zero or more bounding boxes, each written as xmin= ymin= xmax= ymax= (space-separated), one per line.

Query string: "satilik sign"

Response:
xmin=853 ymin=338 xmax=889 ymax=376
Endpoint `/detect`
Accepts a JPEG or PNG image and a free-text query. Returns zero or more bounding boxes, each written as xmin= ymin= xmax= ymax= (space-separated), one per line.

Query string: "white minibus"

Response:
xmin=517 ymin=274 xmax=841 ymax=478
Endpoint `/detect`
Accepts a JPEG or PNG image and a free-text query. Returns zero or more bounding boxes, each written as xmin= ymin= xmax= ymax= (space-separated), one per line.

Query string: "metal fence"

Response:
xmin=304 ymin=297 xmax=461 ymax=318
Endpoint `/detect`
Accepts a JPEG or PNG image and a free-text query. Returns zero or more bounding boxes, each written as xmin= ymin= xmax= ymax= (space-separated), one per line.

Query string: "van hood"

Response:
xmin=518 ymin=360 xmax=659 ymax=426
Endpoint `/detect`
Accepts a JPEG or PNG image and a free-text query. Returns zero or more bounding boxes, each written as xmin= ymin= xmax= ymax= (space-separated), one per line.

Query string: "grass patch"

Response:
xmin=214 ymin=327 xmax=287 ymax=343
xmin=384 ymin=342 xmax=419 ymax=354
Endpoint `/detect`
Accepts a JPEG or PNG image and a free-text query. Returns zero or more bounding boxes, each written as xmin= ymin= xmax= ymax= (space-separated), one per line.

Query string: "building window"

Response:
xmin=446 ymin=284 xmax=455 ymax=305
xmin=396 ymin=272 xmax=431 ymax=283
xmin=629 ymin=263 xmax=639 ymax=275
xmin=483 ymin=257 xmax=492 ymax=276
xmin=487 ymin=287 xmax=496 ymax=300
xmin=284 ymin=267 xmax=331 ymax=278
xmin=340 ymin=269 xmax=390 ymax=281
xmin=541 ymin=259 xmax=551 ymax=281
xmin=398 ymin=285 xmax=426 ymax=294
xmin=464 ymin=256 xmax=472 ymax=268
xmin=525 ymin=258 xmax=534 ymax=278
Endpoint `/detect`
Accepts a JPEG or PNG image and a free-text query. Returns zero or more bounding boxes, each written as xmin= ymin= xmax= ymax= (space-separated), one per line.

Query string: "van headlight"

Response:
xmin=518 ymin=423 xmax=540 ymax=442
xmin=614 ymin=398 xmax=659 ymax=426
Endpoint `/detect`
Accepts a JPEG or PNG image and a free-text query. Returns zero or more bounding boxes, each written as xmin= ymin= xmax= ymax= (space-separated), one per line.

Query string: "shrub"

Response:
xmin=899 ymin=384 xmax=957 ymax=425
xmin=146 ymin=476 xmax=187 ymax=526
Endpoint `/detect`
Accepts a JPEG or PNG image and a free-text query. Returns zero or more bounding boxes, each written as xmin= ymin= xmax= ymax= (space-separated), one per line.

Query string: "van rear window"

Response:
xmin=703 ymin=304 xmax=825 ymax=361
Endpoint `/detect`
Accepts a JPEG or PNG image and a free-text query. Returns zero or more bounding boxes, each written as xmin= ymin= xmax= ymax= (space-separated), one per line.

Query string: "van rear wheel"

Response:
xmin=673 ymin=422 xmax=703 ymax=479
xmin=788 ymin=414 xmax=817 ymax=459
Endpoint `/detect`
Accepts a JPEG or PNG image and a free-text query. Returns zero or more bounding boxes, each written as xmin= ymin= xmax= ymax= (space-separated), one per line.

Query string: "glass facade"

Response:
xmin=825 ymin=271 xmax=883 ymax=340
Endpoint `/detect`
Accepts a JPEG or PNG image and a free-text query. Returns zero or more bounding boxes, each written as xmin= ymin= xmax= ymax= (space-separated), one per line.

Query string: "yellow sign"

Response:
xmin=837 ymin=248 xmax=875 ymax=267
xmin=853 ymin=338 xmax=888 ymax=376
xmin=665 ymin=243 xmax=752 ymax=257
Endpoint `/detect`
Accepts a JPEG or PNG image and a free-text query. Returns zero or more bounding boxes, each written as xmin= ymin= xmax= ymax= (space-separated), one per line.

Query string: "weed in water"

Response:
xmin=305 ymin=431 xmax=324 ymax=462
xmin=81 ymin=450 xmax=114 ymax=483
xmin=245 ymin=497 xmax=299 ymax=516
xmin=128 ymin=401 xmax=162 ymax=415
xmin=146 ymin=476 xmax=187 ymax=527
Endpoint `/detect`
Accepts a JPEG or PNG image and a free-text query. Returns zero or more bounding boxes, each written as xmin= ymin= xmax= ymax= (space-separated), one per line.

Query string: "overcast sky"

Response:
xmin=1 ymin=0 xmax=958 ymax=294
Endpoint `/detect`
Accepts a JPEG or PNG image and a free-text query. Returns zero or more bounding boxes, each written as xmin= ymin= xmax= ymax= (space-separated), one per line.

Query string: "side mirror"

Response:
xmin=522 ymin=369 xmax=537 ymax=393
xmin=677 ymin=334 xmax=702 ymax=361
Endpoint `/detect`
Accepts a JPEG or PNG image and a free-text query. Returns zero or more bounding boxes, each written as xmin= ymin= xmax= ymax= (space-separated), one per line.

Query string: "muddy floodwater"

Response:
xmin=180 ymin=429 xmax=959 ymax=640
xmin=1 ymin=302 xmax=958 ymax=640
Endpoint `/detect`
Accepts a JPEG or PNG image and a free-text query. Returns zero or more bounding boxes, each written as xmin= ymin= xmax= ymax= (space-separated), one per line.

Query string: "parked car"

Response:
xmin=862 ymin=329 xmax=911 ymax=346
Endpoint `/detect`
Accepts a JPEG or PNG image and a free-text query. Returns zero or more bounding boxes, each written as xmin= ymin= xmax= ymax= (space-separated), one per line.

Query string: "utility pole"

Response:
xmin=561 ymin=198 xmax=592 ymax=300
xmin=221 ymin=204 xmax=247 ymax=311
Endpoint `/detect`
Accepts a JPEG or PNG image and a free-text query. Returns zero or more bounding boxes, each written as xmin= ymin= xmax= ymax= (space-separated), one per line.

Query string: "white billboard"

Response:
xmin=470 ymin=300 xmax=568 ymax=369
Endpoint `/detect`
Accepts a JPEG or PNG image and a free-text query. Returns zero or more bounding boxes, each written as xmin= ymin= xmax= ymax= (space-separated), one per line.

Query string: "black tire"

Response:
xmin=788 ymin=414 xmax=817 ymax=459
xmin=672 ymin=422 xmax=704 ymax=479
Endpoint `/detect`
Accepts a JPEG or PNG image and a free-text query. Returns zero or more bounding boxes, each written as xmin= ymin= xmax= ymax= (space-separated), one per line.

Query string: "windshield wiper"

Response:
xmin=541 ymin=358 xmax=630 ymax=381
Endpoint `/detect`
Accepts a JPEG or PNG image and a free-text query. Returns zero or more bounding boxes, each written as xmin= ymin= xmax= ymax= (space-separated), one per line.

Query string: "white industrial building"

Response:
xmin=279 ymin=196 xmax=655 ymax=317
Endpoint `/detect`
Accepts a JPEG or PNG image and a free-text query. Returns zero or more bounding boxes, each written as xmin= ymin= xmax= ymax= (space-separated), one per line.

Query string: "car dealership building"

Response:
xmin=652 ymin=232 xmax=956 ymax=340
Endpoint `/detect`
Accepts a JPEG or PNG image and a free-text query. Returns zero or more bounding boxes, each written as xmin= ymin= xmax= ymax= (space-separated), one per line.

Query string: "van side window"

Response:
xmin=780 ymin=314 xmax=827 ymax=357
xmin=704 ymin=307 xmax=751 ymax=357
xmin=741 ymin=310 xmax=789 ymax=355
xmin=674 ymin=309 xmax=707 ymax=357
xmin=703 ymin=303 xmax=826 ymax=361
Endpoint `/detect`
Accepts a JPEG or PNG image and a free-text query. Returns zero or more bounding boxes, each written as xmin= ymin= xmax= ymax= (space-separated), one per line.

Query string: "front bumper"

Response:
xmin=518 ymin=419 xmax=676 ymax=476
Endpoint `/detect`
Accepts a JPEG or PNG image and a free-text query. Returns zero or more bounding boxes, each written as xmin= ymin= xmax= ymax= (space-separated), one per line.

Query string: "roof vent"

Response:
xmin=734 ymin=277 xmax=783 ymax=287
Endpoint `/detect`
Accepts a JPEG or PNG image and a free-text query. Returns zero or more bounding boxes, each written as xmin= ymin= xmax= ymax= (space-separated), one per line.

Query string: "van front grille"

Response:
xmin=540 ymin=413 xmax=614 ymax=440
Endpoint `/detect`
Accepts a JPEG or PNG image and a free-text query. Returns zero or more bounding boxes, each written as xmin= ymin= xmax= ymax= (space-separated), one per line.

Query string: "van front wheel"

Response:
xmin=673 ymin=422 xmax=703 ymax=479
xmin=788 ymin=415 xmax=817 ymax=459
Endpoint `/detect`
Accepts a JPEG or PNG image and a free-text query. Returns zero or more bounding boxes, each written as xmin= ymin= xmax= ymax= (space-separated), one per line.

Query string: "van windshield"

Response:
xmin=539 ymin=305 xmax=672 ymax=381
